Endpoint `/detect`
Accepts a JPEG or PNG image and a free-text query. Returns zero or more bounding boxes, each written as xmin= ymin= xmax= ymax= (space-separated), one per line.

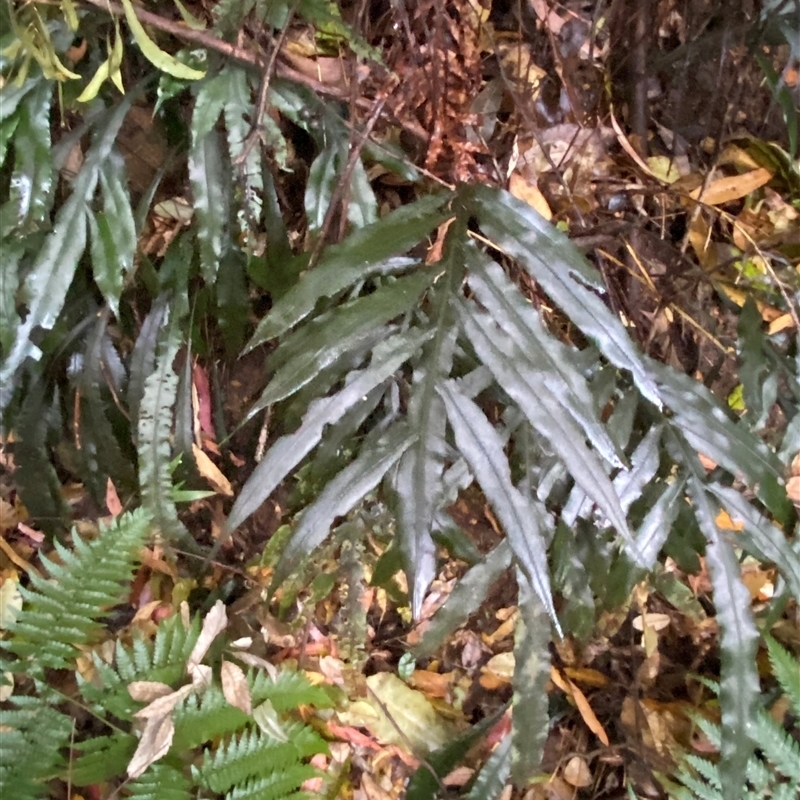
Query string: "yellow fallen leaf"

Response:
xmin=509 ymin=172 xmax=552 ymax=220
xmin=192 ymin=444 xmax=233 ymax=496
xmin=551 ymin=668 xmax=609 ymax=745
xmin=716 ymin=509 xmax=744 ymax=531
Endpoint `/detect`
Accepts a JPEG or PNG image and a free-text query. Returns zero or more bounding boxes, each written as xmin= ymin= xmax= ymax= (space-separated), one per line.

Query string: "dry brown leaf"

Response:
xmin=134 ymin=684 xmax=194 ymax=720
xmin=509 ymin=172 xmax=552 ymax=220
xmin=562 ymin=667 xmax=608 ymax=687
xmin=632 ymin=613 xmax=672 ymax=632
xmin=187 ymin=600 xmax=227 ymax=669
xmin=192 ymin=444 xmax=233 ymax=497
xmin=408 ymin=669 xmax=452 ymax=698
xmin=787 ymin=476 xmax=800 ymax=508
xmin=551 ymin=667 xmax=609 ymax=745
xmin=563 ymin=755 xmax=592 ymax=787
xmin=105 ymin=478 xmax=123 ymax=517
xmin=768 ymin=313 xmax=796 ymax=335
xmin=691 ymin=168 xmax=772 ymax=205
xmin=127 ymin=713 xmax=174 ymax=778
xmin=128 ymin=681 xmax=174 ymax=703
xmin=221 ymin=660 xmax=252 ymax=715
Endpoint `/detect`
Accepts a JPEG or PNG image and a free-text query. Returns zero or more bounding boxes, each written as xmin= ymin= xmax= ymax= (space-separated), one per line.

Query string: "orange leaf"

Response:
xmin=551 ymin=668 xmax=609 ymax=745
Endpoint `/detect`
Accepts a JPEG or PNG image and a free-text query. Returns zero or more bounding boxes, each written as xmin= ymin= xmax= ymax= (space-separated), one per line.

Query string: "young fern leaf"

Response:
xmin=126 ymin=762 xmax=193 ymax=800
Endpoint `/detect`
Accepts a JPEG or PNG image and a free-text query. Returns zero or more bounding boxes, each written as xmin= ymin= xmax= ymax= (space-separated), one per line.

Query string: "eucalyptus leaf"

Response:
xmin=120 ymin=0 xmax=205 ymax=80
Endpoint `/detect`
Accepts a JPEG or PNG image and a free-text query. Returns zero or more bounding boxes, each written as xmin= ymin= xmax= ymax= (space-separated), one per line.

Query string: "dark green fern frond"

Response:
xmin=70 ymin=733 xmax=138 ymax=787
xmin=192 ymin=724 xmax=327 ymax=794
xmin=0 ymin=695 xmax=72 ymax=800
xmin=3 ymin=509 xmax=151 ymax=672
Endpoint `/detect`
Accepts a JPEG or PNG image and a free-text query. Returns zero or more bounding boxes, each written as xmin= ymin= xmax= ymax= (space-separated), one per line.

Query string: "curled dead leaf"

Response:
xmin=127 ymin=713 xmax=174 ymax=778
xmin=221 ymin=660 xmax=252 ymax=715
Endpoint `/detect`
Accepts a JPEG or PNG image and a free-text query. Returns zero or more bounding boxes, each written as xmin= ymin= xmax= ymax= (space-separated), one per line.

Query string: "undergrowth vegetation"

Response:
xmin=1 ymin=0 xmax=799 ymax=798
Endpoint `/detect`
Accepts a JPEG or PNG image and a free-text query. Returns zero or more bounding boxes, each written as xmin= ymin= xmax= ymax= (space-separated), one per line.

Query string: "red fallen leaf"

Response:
xmin=326 ymin=722 xmax=381 ymax=750
xmin=485 ymin=710 xmax=511 ymax=748
xmin=192 ymin=363 xmax=215 ymax=441
xmin=105 ymin=478 xmax=123 ymax=517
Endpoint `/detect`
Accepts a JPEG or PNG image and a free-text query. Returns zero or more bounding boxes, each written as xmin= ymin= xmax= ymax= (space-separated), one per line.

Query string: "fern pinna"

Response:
xmin=0 ymin=510 xmax=332 ymax=800
xmin=668 ymin=635 xmax=800 ymax=800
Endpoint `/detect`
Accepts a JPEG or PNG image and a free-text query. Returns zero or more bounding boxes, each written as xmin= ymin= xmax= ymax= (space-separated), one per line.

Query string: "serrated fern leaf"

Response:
xmin=754 ymin=706 xmax=800 ymax=782
xmin=766 ymin=634 xmax=800 ymax=713
xmin=192 ymin=725 xmax=327 ymax=793
xmin=225 ymin=762 xmax=321 ymax=800
xmin=671 ymin=639 xmax=800 ymax=800
xmin=173 ymin=669 xmax=331 ymax=752
xmin=79 ymin=613 xmax=201 ymax=719
xmin=0 ymin=697 xmax=72 ymax=800
xmin=4 ymin=509 xmax=151 ymax=671
xmin=127 ymin=762 xmax=193 ymax=800
xmin=71 ymin=733 xmax=138 ymax=786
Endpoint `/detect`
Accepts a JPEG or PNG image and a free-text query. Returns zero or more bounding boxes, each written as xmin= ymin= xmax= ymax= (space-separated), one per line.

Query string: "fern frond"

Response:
xmin=3 ymin=509 xmax=151 ymax=671
xmin=0 ymin=696 xmax=72 ymax=800
xmin=250 ymin=668 xmax=334 ymax=712
xmin=765 ymin=634 xmax=800 ymax=713
xmin=754 ymin=711 xmax=800 ymax=783
xmin=670 ymin=641 xmax=800 ymax=799
xmin=192 ymin=725 xmax=327 ymax=794
xmin=225 ymin=763 xmax=321 ymax=800
xmin=70 ymin=733 xmax=138 ymax=787
xmin=173 ymin=669 xmax=330 ymax=751
xmin=79 ymin=612 xmax=201 ymax=719
xmin=127 ymin=762 xmax=193 ymax=800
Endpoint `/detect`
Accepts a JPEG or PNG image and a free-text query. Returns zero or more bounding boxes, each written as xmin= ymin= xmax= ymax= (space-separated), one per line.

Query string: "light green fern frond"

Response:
xmin=192 ymin=724 xmax=326 ymax=794
xmin=224 ymin=764 xmax=321 ymax=800
xmin=173 ymin=669 xmax=332 ymax=751
xmin=766 ymin=634 xmax=800 ymax=712
xmin=0 ymin=696 xmax=73 ymax=800
xmin=669 ymin=637 xmax=800 ymax=800
xmin=78 ymin=612 xmax=201 ymax=719
xmin=3 ymin=509 xmax=151 ymax=672
xmin=127 ymin=762 xmax=193 ymax=800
